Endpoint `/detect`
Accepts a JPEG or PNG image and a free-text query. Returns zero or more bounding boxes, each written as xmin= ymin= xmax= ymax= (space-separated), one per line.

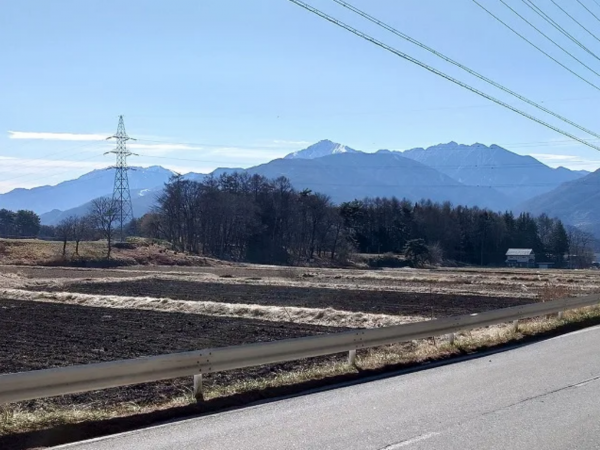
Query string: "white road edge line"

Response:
xmin=382 ymin=431 xmax=440 ymax=449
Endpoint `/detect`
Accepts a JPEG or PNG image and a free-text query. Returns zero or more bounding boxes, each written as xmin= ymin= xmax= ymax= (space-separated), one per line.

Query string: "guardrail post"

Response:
xmin=512 ymin=320 xmax=519 ymax=332
xmin=348 ymin=349 xmax=357 ymax=366
xmin=193 ymin=374 xmax=203 ymax=401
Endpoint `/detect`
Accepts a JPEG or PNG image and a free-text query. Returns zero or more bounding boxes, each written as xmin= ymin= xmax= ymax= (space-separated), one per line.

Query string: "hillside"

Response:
xmin=229 ymin=151 xmax=510 ymax=209
xmin=40 ymin=187 xmax=163 ymax=226
xmin=402 ymin=142 xmax=587 ymax=204
xmin=0 ymin=166 xmax=174 ymax=215
xmin=517 ymin=169 xmax=600 ymax=236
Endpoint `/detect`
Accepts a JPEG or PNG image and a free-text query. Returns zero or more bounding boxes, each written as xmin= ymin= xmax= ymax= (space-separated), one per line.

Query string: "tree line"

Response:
xmin=0 ymin=209 xmax=41 ymax=238
xmin=132 ymin=173 xmax=594 ymax=268
xmin=10 ymin=172 xmax=596 ymax=268
xmin=138 ymin=173 xmax=351 ymax=264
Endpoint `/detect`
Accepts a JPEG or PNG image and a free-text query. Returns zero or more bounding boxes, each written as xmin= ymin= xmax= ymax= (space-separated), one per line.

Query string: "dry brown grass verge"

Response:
xmin=2 ymin=306 xmax=600 ymax=449
xmin=0 ymin=238 xmax=222 ymax=268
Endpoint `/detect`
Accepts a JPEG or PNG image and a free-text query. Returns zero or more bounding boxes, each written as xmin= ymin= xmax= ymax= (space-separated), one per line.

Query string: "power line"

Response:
xmin=521 ymin=0 xmax=600 ymax=62
xmin=330 ymin=0 xmax=600 ymax=141
xmin=477 ymin=0 xmax=600 ymax=90
xmin=287 ymin=0 xmax=600 ymax=153
xmin=576 ymin=0 xmax=600 ymax=24
xmin=473 ymin=0 xmax=600 ymax=84
xmin=496 ymin=0 xmax=600 ymax=77
xmin=549 ymin=0 xmax=600 ymax=45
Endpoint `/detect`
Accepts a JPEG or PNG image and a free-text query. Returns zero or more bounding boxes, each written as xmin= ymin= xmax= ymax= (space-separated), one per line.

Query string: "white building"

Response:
xmin=505 ymin=248 xmax=535 ymax=268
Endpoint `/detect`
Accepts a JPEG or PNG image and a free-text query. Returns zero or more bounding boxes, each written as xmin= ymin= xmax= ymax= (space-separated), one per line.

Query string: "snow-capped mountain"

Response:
xmin=10 ymin=139 xmax=593 ymax=232
xmin=284 ymin=139 xmax=360 ymax=159
xmin=215 ymin=150 xmax=510 ymax=210
xmin=401 ymin=142 xmax=587 ymax=204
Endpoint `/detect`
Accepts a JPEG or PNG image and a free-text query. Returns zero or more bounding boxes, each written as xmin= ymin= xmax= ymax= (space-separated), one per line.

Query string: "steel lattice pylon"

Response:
xmin=106 ymin=115 xmax=137 ymax=241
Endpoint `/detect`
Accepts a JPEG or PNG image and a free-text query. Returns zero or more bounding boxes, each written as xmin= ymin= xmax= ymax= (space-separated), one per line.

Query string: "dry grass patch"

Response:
xmin=0 ymin=288 xmax=425 ymax=328
xmin=0 ymin=239 xmax=222 ymax=268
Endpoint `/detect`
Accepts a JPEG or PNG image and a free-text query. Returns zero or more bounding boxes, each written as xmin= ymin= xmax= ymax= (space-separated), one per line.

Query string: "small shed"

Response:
xmin=506 ymin=248 xmax=535 ymax=268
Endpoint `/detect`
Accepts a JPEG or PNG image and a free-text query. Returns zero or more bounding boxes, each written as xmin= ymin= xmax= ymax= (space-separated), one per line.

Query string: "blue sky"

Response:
xmin=2 ymin=0 xmax=600 ymax=192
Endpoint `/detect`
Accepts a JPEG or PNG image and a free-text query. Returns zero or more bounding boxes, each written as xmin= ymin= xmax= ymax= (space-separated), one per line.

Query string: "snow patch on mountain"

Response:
xmin=284 ymin=139 xmax=360 ymax=159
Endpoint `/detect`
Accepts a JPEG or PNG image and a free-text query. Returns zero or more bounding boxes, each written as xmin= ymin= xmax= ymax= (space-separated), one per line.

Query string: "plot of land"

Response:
xmin=3 ymin=263 xmax=599 ymax=414
xmin=35 ymin=278 xmax=538 ymax=317
xmin=0 ymin=299 xmax=346 ymax=408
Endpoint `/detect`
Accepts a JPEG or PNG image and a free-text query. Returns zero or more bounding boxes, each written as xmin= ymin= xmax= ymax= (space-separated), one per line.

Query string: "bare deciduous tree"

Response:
xmin=567 ymin=227 xmax=595 ymax=269
xmin=56 ymin=216 xmax=76 ymax=257
xmin=73 ymin=215 xmax=94 ymax=256
xmin=90 ymin=198 xmax=119 ymax=259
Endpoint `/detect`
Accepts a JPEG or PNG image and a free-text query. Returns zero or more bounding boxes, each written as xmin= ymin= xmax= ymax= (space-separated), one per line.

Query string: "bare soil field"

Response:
xmin=33 ymin=278 xmax=537 ymax=318
xmin=7 ymin=264 xmax=599 ymax=321
xmin=2 ymin=264 xmax=598 ymax=401
xmin=5 ymin=263 xmax=599 ymax=298
xmin=3 ymin=262 xmax=600 ymax=448
xmin=0 ymin=298 xmax=346 ymax=408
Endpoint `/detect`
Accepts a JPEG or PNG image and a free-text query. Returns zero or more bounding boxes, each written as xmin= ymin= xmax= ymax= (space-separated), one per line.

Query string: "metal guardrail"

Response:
xmin=1 ymin=294 xmax=598 ymax=404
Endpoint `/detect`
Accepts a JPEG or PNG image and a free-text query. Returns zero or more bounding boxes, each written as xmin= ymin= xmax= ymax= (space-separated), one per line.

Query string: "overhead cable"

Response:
xmin=287 ymin=0 xmax=600 ymax=152
xmin=472 ymin=0 xmax=600 ymax=91
xmin=492 ymin=0 xmax=600 ymax=79
xmin=549 ymin=0 xmax=600 ymax=44
xmin=331 ymin=0 xmax=600 ymax=140
xmin=520 ymin=0 xmax=600 ymax=62
xmin=577 ymin=0 xmax=600 ymax=24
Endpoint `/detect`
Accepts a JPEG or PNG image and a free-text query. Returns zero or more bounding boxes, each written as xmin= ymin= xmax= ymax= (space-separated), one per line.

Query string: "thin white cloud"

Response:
xmin=129 ymin=142 xmax=292 ymax=160
xmin=0 ymin=180 xmax=42 ymax=192
xmin=167 ymin=165 xmax=216 ymax=175
xmin=128 ymin=143 xmax=201 ymax=155
xmin=527 ymin=153 xmax=600 ymax=170
xmin=205 ymin=147 xmax=289 ymax=160
xmin=8 ymin=131 xmax=108 ymax=141
xmin=529 ymin=153 xmax=581 ymax=161
xmin=0 ymin=156 xmax=108 ymax=193
xmin=0 ymin=156 xmax=105 ymax=172
xmin=270 ymin=139 xmax=312 ymax=146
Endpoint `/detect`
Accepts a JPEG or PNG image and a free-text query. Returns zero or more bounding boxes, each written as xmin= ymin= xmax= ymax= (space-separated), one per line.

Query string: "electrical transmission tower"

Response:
xmin=106 ymin=115 xmax=137 ymax=242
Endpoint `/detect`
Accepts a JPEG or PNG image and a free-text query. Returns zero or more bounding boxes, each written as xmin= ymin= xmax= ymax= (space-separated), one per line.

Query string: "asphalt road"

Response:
xmin=58 ymin=326 xmax=600 ymax=450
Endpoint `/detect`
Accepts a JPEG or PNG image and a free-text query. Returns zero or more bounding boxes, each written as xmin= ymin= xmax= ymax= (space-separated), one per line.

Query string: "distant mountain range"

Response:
xmin=0 ymin=166 xmax=174 ymax=217
xmin=221 ymin=149 xmax=510 ymax=209
xmin=401 ymin=141 xmax=587 ymax=204
xmin=518 ymin=169 xmax=600 ymax=236
xmin=40 ymin=187 xmax=165 ymax=226
xmin=2 ymin=139 xmax=594 ymax=233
